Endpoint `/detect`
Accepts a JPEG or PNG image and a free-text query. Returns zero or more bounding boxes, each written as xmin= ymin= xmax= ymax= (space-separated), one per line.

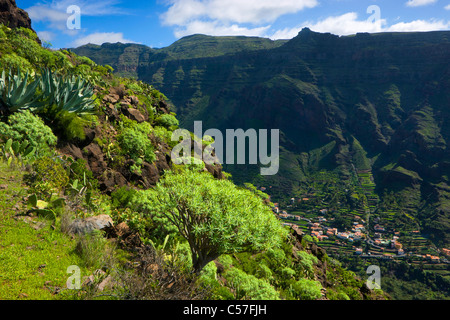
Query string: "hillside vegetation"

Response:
xmin=0 ymin=23 xmax=387 ymax=300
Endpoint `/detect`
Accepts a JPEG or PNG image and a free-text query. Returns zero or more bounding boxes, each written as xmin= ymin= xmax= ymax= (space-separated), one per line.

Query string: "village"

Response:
xmin=266 ymin=191 xmax=450 ymax=267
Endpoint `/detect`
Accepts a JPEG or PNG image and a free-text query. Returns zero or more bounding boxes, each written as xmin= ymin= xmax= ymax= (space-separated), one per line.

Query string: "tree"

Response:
xmin=137 ymin=170 xmax=288 ymax=273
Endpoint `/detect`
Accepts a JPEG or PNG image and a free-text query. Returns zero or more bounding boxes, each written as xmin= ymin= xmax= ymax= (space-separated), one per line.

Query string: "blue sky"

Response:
xmin=16 ymin=0 xmax=450 ymax=49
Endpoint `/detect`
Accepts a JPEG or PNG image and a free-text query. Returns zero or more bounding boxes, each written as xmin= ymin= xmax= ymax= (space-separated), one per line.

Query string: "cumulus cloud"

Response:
xmin=269 ymin=12 xmax=386 ymax=39
xmin=445 ymin=4 xmax=450 ymax=10
xmin=37 ymin=31 xmax=56 ymax=42
xmin=386 ymin=19 xmax=450 ymax=32
xmin=72 ymin=32 xmax=138 ymax=47
xmin=162 ymin=0 xmax=318 ymax=25
xmin=27 ymin=0 xmax=127 ymax=31
xmin=161 ymin=0 xmax=318 ymax=38
xmin=173 ymin=20 xmax=271 ymax=38
xmin=405 ymin=0 xmax=437 ymax=7
xmin=268 ymin=12 xmax=449 ymax=39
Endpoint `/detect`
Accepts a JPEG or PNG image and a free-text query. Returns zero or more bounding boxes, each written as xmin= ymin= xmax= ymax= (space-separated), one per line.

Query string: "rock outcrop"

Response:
xmin=0 ymin=0 xmax=40 ymax=42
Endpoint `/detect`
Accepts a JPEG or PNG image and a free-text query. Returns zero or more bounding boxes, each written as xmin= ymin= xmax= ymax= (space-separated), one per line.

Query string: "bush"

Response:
xmin=297 ymin=251 xmax=318 ymax=279
xmin=118 ymin=126 xmax=156 ymax=164
xmin=0 ymin=110 xmax=57 ymax=154
xmin=155 ymin=114 xmax=179 ymax=129
xmin=75 ymin=230 xmax=116 ymax=269
xmin=25 ymin=156 xmax=69 ymax=199
xmin=224 ymin=267 xmax=280 ymax=300
xmin=0 ymin=53 xmax=33 ymax=73
xmin=291 ymin=278 xmax=323 ymax=300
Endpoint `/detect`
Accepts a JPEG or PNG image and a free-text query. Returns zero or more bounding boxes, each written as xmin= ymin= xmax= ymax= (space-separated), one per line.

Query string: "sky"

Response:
xmin=15 ymin=0 xmax=450 ymax=49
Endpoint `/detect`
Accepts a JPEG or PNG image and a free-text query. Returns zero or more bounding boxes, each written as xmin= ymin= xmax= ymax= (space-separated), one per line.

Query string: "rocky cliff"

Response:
xmin=0 ymin=0 xmax=39 ymax=41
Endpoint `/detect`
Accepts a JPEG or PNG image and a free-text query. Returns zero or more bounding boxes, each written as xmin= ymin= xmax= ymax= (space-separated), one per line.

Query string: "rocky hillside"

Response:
xmin=74 ymin=28 xmax=450 ymax=247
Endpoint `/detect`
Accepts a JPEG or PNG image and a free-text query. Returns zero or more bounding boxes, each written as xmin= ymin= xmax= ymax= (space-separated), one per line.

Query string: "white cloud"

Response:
xmin=269 ymin=12 xmax=386 ymax=39
xmin=27 ymin=0 xmax=127 ymax=31
xmin=405 ymin=0 xmax=437 ymax=7
xmin=37 ymin=31 xmax=56 ymax=42
xmin=386 ymin=19 xmax=450 ymax=32
xmin=300 ymin=12 xmax=386 ymax=36
xmin=162 ymin=0 xmax=318 ymax=26
xmin=72 ymin=32 xmax=138 ymax=47
xmin=173 ymin=20 xmax=271 ymax=38
xmin=161 ymin=0 xmax=318 ymax=38
xmin=268 ymin=13 xmax=449 ymax=39
xmin=445 ymin=4 xmax=450 ymax=10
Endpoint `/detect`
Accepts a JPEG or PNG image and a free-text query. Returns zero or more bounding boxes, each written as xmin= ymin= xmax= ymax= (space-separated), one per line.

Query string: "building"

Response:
xmin=337 ymin=232 xmax=350 ymax=240
xmin=355 ymin=248 xmax=363 ymax=255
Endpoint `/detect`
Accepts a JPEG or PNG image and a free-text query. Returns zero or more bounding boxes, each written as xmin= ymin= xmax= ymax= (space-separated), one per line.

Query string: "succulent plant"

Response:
xmin=0 ymin=68 xmax=96 ymax=115
xmin=0 ymin=68 xmax=40 ymax=113
xmin=37 ymin=69 xmax=95 ymax=115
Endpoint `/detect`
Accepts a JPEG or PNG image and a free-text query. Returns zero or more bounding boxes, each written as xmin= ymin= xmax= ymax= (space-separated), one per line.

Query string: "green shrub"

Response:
xmin=118 ymin=126 xmax=156 ymax=164
xmin=155 ymin=114 xmax=179 ymax=129
xmin=110 ymin=186 xmax=138 ymax=208
xmin=291 ymin=278 xmax=323 ymax=300
xmin=0 ymin=53 xmax=33 ymax=73
xmin=46 ymin=108 xmax=90 ymax=141
xmin=25 ymin=156 xmax=69 ymax=199
xmin=224 ymin=267 xmax=280 ymax=300
xmin=297 ymin=251 xmax=318 ymax=279
xmin=0 ymin=110 xmax=57 ymax=154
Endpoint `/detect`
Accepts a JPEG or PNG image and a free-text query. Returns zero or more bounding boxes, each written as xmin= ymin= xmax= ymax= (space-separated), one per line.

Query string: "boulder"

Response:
xmin=67 ymin=214 xmax=114 ymax=235
xmin=103 ymin=94 xmax=120 ymax=104
xmin=127 ymin=108 xmax=147 ymax=123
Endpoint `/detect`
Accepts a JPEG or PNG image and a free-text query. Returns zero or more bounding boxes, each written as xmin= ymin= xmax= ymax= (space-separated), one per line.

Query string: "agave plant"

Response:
xmin=0 ymin=68 xmax=40 ymax=113
xmin=37 ymin=69 xmax=95 ymax=115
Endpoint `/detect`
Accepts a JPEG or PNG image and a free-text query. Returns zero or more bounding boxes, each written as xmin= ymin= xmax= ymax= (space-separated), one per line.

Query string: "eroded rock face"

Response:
xmin=0 ymin=0 xmax=40 ymax=42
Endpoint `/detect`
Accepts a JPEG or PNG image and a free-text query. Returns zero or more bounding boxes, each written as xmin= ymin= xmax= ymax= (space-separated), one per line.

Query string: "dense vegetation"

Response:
xmin=0 ymin=23 xmax=386 ymax=300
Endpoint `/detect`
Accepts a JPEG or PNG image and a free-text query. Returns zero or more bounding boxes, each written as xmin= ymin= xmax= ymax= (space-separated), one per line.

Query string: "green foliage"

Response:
xmin=0 ymin=53 xmax=33 ymax=73
xmin=110 ymin=186 xmax=138 ymax=209
xmin=134 ymin=170 xmax=288 ymax=272
xmin=291 ymin=278 xmax=323 ymax=300
xmin=0 ymin=68 xmax=41 ymax=113
xmin=297 ymin=251 xmax=319 ymax=279
xmin=43 ymin=107 xmax=93 ymax=141
xmin=25 ymin=156 xmax=69 ymax=199
xmin=0 ymin=110 xmax=57 ymax=154
xmin=118 ymin=125 xmax=156 ymax=164
xmin=155 ymin=114 xmax=179 ymax=129
xmin=75 ymin=230 xmax=115 ymax=269
xmin=224 ymin=267 xmax=280 ymax=300
xmin=36 ymin=69 xmax=96 ymax=115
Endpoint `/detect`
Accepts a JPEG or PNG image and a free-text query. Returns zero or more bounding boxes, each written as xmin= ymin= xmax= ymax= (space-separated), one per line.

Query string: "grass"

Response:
xmin=0 ymin=162 xmax=95 ymax=300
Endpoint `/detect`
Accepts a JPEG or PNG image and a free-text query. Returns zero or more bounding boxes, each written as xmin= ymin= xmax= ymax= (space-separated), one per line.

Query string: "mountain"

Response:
xmin=73 ymin=29 xmax=450 ymax=247
xmin=71 ymin=34 xmax=287 ymax=79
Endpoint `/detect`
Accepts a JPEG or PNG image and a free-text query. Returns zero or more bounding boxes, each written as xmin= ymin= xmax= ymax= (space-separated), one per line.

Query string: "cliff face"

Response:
xmin=1 ymin=0 xmax=32 ymax=29
xmin=0 ymin=0 xmax=40 ymax=42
